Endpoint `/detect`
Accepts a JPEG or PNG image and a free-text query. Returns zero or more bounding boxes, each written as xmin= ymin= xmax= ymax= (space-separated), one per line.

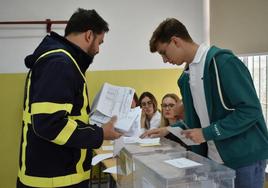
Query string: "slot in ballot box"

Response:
xmin=116 ymin=138 xmax=186 ymax=188
xmin=133 ymin=150 xmax=235 ymax=188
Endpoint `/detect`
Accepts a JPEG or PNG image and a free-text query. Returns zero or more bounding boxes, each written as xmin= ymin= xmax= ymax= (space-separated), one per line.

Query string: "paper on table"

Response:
xmin=167 ymin=126 xmax=198 ymax=145
xmin=113 ymin=136 xmax=161 ymax=156
xmin=164 ymin=157 xmax=202 ymax=168
xmin=138 ymin=137 xmax=160 ymax=145
xmin=102 ymin=145 xmax=114 ymax=151
xmin=122 ymin=137 xmax=160 ymax=145
xmin=91 ymin=153 xmax=113 ymax=166
xmin=123 ymin=136 xmax=139 ymax=144
xmin=103 ymin=166 xmax=117 ymax=174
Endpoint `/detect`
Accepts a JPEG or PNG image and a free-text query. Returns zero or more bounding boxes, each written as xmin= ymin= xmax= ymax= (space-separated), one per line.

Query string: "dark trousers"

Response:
xmin=235 ymin=160 xmax=266 ymax=188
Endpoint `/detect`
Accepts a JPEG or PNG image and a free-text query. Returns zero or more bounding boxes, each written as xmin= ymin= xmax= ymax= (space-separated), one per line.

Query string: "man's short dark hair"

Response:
xmin=65 ymin=8 xmax=109 ymax=36
xmin=150 ymin=18 xmax=193 ymax=52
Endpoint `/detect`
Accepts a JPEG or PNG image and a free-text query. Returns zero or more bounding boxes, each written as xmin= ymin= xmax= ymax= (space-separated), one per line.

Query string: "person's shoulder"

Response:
xmin=207 ymin=46 xmax=238 ymax=67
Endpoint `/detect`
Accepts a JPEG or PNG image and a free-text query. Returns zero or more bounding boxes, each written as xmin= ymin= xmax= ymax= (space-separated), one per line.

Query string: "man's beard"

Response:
xmin=87 ymin=44 xmax=95 ymax=63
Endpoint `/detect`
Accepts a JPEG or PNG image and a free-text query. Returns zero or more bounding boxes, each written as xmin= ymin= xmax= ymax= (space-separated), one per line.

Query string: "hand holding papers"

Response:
xmin=102 ymin=116 xmax=122 ymax=140
xmin=90 ymin=83 xmax=141 ymax=136
xmin=180 ymin=128 xmax=206 ymax=144
xmin=166 ymin=126 xmax=198 ymax=145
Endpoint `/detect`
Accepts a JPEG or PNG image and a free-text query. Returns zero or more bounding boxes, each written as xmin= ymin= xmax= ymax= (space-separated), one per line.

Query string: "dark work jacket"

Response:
xmin=18 ymin=32 xmax=103 ymax=187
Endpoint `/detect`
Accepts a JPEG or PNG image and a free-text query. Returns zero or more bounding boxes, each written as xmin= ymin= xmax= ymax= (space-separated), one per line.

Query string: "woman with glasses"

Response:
xmin=139 ymin=91 xmax=161 ymax=132
xmin=160 ymin=93 xmax=190 ymax=149
xmin=160 ymin=93 xmax=184 ymax=127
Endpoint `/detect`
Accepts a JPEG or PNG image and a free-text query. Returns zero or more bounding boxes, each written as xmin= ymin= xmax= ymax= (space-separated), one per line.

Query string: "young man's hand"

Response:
xmin=102 ymin=116 xmax=122 ymax=140
xmin=181 ymin=128 xmax=205 ymax=144
xmin=140 ymin=127 xmax=169 ymax=138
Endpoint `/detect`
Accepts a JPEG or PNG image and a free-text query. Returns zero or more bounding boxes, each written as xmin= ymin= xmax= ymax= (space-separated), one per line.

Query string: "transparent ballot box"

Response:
xmin=116 ymin=138 xmax=186 ymax=188
xmin=133 ymin=150 xmax=235 ymax=188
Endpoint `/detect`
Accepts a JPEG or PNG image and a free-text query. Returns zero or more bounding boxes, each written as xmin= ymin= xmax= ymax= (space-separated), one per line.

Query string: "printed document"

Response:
xmin=90 ymin=83 xmax=138 ymax=133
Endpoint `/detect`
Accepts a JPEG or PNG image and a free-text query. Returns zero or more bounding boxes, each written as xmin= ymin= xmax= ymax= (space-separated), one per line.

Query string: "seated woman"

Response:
xmin=139 ymin=92 xmax=161 ymax=132
xmin=160 ymin=93 xmax=190 ymax=150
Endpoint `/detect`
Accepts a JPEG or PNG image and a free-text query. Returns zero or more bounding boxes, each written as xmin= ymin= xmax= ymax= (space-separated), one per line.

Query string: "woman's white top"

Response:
xmin=146 ymin=111 xmax=161 ymax=130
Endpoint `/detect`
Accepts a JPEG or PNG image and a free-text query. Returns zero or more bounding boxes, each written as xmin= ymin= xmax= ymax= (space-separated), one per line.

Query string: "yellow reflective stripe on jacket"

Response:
xmin=76 ymin=149 xmax=87 ymax=173
xmin=21 ymin=72 xmax=32 ymax=175
xmin=18 ymin=169 xmax=90 ymax=187
xmin=22 ymin=72 xmax=32 ymax=125
xmin=21 ymin=122 xmax=29 ymax=175
xmin=31 ymin=102 xmax=73 ymax=115
xmin=36 ymin=49 xmax=87 ymax=84
xmin=52 ymin=119 xmax=77 ymax=145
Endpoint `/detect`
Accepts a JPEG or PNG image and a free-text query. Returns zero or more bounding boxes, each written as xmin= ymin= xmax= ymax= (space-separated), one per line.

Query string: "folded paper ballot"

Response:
xmin=90 ymin=83 xmax=141 ymax=135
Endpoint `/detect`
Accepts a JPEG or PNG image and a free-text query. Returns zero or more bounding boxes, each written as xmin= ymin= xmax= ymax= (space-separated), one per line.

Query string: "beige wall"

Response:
xmin=210 ymin=0 xmax=268 ymax=55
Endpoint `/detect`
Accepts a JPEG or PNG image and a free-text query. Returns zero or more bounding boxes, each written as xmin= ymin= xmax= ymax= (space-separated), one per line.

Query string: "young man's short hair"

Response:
xmin=150 ymin=18 xmax=193 ymax=52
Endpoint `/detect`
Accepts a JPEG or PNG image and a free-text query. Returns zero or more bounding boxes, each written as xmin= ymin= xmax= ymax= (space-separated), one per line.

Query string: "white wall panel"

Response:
xmin=0 ymin=0 xmax=207 ymax=73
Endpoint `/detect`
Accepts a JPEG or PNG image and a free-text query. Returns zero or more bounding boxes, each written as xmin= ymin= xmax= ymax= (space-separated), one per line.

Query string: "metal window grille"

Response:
xmin=239 ymin=54 xmax=268 ymax=124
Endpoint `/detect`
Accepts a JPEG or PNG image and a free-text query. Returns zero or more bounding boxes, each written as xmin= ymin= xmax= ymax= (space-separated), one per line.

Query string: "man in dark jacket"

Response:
xmin=17 ymin=8 xmax=122 ymax=188
xmin=141 ymin=18 xmax=268 ymax=188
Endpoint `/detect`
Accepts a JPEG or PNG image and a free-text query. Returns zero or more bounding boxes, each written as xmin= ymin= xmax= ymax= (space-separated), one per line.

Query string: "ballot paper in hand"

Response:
xmin=166 ymin=126 xmax=198 ymax=146
xmin=89 ymin=83 xmax=136 ymax=133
